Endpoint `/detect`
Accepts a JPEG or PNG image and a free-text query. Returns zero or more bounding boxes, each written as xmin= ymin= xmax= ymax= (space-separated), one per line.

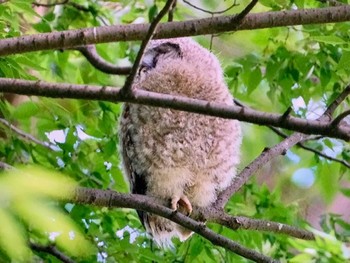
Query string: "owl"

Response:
xmin=119 ymin=38 xmax=241 ymax=246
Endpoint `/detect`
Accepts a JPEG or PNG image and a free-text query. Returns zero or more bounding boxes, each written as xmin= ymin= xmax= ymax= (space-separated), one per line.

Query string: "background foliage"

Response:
xmin=0 ymin=0 xmax=350 ymax=262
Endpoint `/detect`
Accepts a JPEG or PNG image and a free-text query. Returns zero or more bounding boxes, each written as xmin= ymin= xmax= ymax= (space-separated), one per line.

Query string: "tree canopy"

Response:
xmin=0 ymin=0 xmax=350 ymax=262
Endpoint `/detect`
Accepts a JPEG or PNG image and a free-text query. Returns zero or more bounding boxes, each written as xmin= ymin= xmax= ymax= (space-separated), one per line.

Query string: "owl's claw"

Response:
xmin=171 ymin=195 xmax=193 ymax=216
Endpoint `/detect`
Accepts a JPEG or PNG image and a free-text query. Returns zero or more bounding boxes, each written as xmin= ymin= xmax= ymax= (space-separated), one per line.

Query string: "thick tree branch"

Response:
xmin=0 ymin=78 xmax=349 ymax=140
xmin=30 ymin=243 xmax=75 ymax=263
xmin=73 ymin=187 xmax=278 ymax=263
xmin=0 ymin=6 xmax=350 ymax=56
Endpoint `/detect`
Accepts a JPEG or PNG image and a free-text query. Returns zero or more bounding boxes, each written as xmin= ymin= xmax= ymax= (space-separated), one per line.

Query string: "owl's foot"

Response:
xmin=171 ymin=195 xmax=193 ymax=216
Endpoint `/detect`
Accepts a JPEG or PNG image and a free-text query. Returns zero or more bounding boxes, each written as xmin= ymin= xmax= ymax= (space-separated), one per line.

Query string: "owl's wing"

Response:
xmin=119 ymin=104 xmax=148 ymax=225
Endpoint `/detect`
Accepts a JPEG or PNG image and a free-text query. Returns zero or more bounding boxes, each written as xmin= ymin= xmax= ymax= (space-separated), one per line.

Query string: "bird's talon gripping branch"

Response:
xmin=171 ymin=195 xmax=193 ymax=216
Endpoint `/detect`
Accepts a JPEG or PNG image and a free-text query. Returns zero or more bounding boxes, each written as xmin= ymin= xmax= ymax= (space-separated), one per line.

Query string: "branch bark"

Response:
xmin=73 ymin=187 xmax=280 ymax=263
xmin=215 ymin=83 xmax=350 ymax=207
xmin=0 ymin=78 xmax=349 ymax=140
xmin=30 ymin=243 xmax=75 ymax=263
xmin=0 ymin=6 xmax=350 ymax=56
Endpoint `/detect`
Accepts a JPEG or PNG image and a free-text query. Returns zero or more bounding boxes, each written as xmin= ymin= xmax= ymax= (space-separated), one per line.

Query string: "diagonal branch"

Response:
xmin=215 ymin=133 xmax=308 ymax=208
xmin=30 ymin=243 xmax=75 ymax=263
xmin=234 ymin=99 xmax=350 ymax=169
xmin=0 ymin=118 xmax=54 ymax=150
xmin=1 ymin=6 xmax=350 ymax=56
xmin=0 ymin=78 xmax=349 ymax=140
xmin=215 ymin=84 xmax=350 ymax=207
xmin=121 ymin=0 xmax=175 ymax=97
xmin=0 ymin=161 xmax=12 ymax=170
xmin=73 ymin=187 xmax=278 ymax=263
xmin=331 ymin=109 xmax=350 ymax=127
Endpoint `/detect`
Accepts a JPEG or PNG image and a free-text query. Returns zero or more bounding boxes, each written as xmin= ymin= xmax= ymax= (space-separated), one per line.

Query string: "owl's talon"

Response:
xmin=171 ymin=195 xmax=192 ymax=216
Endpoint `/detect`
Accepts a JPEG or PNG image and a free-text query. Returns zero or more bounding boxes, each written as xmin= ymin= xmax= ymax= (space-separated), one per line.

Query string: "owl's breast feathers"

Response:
xmin=119 ymin=38 xmax=241 ymax=246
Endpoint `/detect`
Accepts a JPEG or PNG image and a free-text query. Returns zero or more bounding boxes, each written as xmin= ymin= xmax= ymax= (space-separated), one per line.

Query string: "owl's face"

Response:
xmin=140 ymin=42 xmax=183 ymax=74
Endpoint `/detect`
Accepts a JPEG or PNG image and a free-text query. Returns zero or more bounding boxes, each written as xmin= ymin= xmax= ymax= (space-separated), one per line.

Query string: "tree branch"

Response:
xmin=209 ymin=213 xmax=314 ymax=240
xmin=121 ymin=0 xmax=175 ymax=97
xmin=32 ymin=0 xmax=69 ymax=7
xmin=234 ymin=99 xmax=350 ymax=169
xmin=331 ymin=109 xmax=350 ymax=127
xmin=269 ymin=126 xmax=350 ymax=169
xmin=215 ymin=84 xmax=350 ymax=207
xmin=216 ymin=133 xmax=308 ymax=208
xmin=0 ymin=161 xmax=12 ymax=170
xmin=30 ymin=243 xmax=75 ymax=263
xmin=0 ymin=78 xmax=349 ymax=140
xmin=74 ymin=45 xmax=131 ymax=75
xmin=73 ymin=187 xmax=278 ymax=263
xmin=183 ymin=0 xmax=239 ymax=15
xmin=1 ymin=6 xmax=350 ymax=56
xmin=0 ymin=118 xmax=54 ymax=150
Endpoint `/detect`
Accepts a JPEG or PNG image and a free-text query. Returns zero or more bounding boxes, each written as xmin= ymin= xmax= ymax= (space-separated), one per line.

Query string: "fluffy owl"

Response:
xmin=119 ymin=38 xmax=241 ymax=246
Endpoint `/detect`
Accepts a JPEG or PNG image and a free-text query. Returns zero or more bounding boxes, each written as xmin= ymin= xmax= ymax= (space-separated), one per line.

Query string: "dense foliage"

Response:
xmin=0 ymin=0 xmax=350 ymax=262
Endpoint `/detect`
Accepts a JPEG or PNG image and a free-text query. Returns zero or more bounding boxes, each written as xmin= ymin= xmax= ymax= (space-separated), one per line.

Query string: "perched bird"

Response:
xmin=119 ymin=38 xmax=241 ymax=246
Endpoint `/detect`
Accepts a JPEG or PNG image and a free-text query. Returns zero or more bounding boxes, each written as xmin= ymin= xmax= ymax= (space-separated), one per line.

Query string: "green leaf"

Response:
xmin=148 ymin=4 xmax=158 ymax=22
xmin=337 ymin=51 xmax=350 ymax=71
xmin=12 ymin=101 xmax=40 ymax=119
xmin=310 ymin=35 xmax=346 ymax=45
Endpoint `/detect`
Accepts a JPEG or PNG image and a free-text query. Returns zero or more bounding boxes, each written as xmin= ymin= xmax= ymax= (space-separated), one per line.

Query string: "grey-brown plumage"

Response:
xmin=119 ymin=38 xmax=241 ymax=246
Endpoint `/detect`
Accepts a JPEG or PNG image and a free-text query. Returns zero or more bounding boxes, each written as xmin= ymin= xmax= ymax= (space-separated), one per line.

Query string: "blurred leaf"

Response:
xmin=12 ymin=101 xmax=40 ymax=119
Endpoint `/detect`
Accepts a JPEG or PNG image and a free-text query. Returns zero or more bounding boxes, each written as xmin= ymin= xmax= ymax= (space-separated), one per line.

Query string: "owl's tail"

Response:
xmin=140 ymin=211 xmax=193 ymax=247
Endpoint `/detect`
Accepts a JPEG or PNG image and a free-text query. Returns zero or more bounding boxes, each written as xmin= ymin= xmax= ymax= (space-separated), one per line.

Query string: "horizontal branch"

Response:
xmin=0 ymin=78 xmax=349 ymax=140
xmin=211 ymin=213 xmax=314 ymax=240
xmin=0 ymin=6 xmax=350 ymax=56
xmin=73 ymin=187 xmax=280 ymax=262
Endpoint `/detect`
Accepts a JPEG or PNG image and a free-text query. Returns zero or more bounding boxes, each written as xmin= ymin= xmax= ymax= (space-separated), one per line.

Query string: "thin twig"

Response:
xmin=323 ymin=84 xmax=350 ymax=119
xmin=168 ymin=0 xmax=177 ymax=22
xmin=269 ymin=126 xmax=350 ymax=169
xmin=121 ymin=0 xmax=175 ymax=97
xmin=331 ymin=109 xmax=350 ymax=127
xmin=30 ymin=243 xmax=75 ymax=263
xmin=0 ymin=161 xmax=13 ymax=170
xmin=183 ymin=0 xmax=238 ymax=15
xmin=75 ymin=45 xmax=131 ymax=75
xmin=0 ymin=118 xmax=54 ymax=150
xmin=32 ymin=0 xmax=68 ymax=7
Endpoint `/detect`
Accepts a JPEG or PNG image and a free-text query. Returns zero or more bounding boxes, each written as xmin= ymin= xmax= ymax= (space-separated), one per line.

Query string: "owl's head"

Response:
xmin=140 ymin=42 xmax=183 ymax=73
xmin=140 ymin=38 xmax=222 ymax=77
